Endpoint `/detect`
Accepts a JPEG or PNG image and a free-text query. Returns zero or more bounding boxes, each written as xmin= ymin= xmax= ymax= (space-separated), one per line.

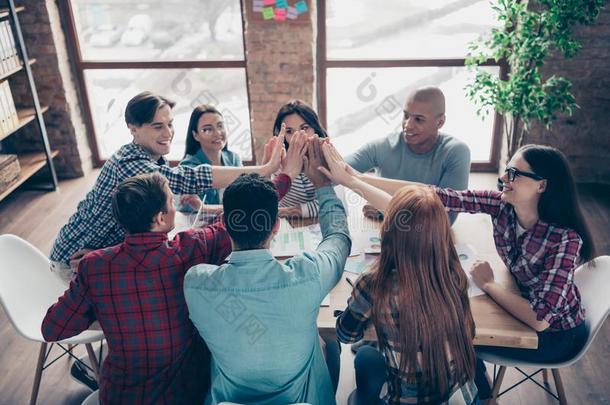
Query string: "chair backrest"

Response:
xmin=0 ymin=234 xmax=70 ymax=341
xmin=569 ymin=255 xmax=610 ymax=362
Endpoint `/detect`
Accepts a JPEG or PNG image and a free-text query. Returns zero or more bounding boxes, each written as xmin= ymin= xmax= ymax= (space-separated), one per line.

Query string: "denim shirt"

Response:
xmin=179 ymin=148 xmax=242 ymax=206
xmin=184 ymin=187 xmax=351 ymax=405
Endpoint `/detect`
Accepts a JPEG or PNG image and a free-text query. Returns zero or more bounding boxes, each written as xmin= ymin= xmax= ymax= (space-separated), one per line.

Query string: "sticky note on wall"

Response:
xmin=275 ymin=0 xmax=288 ymax=8
xmin=287 ymin=6 xmax=298 ymax=19
xmin=274 ymin=8 xmax=287 ymax=21
xmin=295 ymin=0 xmax=308 ymax=14
xmin=263 ymin=0 xmax=274 ymax=5
xmin=253 ymin=0 xmax=264 ymax=12
xmin=262 ymin=6 xmax=274 ymax=19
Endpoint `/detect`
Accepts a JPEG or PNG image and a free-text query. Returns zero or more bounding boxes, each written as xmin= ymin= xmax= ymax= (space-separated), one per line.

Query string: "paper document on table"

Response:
xmin=270 ymin=228 xmax=313 ymax=257
xmin=455 ymin=243 xmax=485 ymax=297
xmin=279 ymin=217 xmax=293 ymax=231
xmin=306 ymin=223 xmax=359 ymax=257
xmin=345 ymin=253 xmax=377 ymax=275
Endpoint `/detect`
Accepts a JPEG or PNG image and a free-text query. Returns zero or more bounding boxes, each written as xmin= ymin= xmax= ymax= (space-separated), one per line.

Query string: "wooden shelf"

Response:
xmin=0 ymin=6 xmax=24 ymax=18
xmin=0 ymin=150 xmax=58 ymax=202
xmin=0 ymin=105 xmax=49 ymax=142
xmin=0 ymin=58 xmax=36 ymax=82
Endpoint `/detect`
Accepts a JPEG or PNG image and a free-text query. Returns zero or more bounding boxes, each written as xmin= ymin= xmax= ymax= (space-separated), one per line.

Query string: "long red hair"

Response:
xmin=371 ymin=185 xmax=476 ymax=400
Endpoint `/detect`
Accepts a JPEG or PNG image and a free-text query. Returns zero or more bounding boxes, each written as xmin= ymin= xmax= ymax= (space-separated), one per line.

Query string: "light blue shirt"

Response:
xmin=345 ymin=132 xmax=470 ymax=223
xmin=184 ymin=187 xmax=351 ymax=405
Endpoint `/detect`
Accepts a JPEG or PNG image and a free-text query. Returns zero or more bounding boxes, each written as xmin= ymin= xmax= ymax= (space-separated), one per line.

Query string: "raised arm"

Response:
xmin=332 ymin=157 xmax=502 ymax=217
xmin=210 ymin=127 xmax=288 ymax=188
xmin=319 ymin=142 xmax=395 ymax=213
xmin=290 ymin=138 xmax=352 ymax=295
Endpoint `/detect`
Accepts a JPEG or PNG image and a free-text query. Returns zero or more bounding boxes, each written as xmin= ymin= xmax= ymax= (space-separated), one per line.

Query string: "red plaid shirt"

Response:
xmin=434 ymin=187 xmax=585 ymax=331
xmin=42 ymin=174 xmax=291 ymax=404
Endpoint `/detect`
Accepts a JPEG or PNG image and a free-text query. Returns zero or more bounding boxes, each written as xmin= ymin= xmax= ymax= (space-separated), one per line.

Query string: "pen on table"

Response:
xmin=191 ymin=194 xmax=207 ymax=228
xmin=346 ymin=276 xmax=355 ymax=287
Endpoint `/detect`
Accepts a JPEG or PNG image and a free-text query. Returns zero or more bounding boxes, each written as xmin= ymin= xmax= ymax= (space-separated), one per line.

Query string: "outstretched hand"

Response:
xmin=281 ymin=129 xmax=308 ymax=179
xmin=304 ymin=136 xmax=331 ymax=188
xmin=318 ymin=142 xmax=359 ymax=187
xmin=261 ymin=124 xmax=286 ymax=176
xmin=261 ymin=137 xmax=277 ymax=166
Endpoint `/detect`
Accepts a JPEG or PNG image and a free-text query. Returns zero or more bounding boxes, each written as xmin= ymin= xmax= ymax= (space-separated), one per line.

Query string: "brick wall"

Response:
xmin=242 ymin=0 xmax=316 ymax=163
xmin=526 ymin=6 xmax=610 ymax=184
xmin=7 ymin=0 xmax=89 ymax=178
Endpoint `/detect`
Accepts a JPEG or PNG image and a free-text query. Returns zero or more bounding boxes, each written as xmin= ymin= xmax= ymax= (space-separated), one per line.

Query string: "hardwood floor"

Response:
xmin=0 ymin=172 xmax=608 ymax=404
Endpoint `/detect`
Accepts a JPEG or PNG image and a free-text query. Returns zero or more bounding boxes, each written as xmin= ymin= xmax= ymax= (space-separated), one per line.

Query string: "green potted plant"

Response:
xmin=466 ymin=0 xmax=605 ymax=159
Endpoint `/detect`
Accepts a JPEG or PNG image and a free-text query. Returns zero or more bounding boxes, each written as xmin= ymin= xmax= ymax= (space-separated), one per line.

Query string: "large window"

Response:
xmin=318 ymin=0 xmax=504 ymax=170
xmin=62 ymin=0 xmax=253 ymax=165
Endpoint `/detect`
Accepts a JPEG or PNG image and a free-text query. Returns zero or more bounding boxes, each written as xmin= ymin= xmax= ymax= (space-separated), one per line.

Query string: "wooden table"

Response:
xmin=173 ymin=194 xmax=538 ymax=349
xmin=313 ymin=195 xmax=539 ymax=350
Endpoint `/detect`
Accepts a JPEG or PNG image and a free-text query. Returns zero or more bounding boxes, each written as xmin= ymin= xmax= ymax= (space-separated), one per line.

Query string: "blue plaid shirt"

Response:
xmin=50 ymin=142 xmax=213 ymax=264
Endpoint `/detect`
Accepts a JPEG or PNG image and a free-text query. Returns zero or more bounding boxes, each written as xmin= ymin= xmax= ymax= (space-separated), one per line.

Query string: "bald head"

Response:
xmin=406 ymin=86 xmax=445 ymax=116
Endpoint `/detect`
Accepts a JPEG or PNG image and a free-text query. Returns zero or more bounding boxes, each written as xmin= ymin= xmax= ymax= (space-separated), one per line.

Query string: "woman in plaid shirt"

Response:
xmin=321 ymin=144 xmax=479 ymax=405
xmin=321 ymin=143 xmax=595 ymax=402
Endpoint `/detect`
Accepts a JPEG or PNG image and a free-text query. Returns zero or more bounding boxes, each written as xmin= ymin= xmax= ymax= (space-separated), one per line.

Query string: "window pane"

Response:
xmin=326 ymin=0 xmax=498 ymax=60
xmin=326 ymin=67 xmax=497 ymax=162
xmin=85 ymin=68 xmax=252 ymax=161
xmin=72 ymin=1 xmax=244 ymax=61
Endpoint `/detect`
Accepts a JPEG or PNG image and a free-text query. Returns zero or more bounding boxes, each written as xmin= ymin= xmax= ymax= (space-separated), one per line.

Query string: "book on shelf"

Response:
xmin=0 ymin=19 xmax=20 ymax=74
xmin=0 ymin=80 xmax=18 ymax=136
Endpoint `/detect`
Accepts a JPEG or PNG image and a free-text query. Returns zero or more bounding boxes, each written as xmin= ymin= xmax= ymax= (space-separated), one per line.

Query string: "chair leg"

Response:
xmin=30 ymin=342 xmax=47 ymax=405
xmin=489 ymin=365 xmax=507 ymax=405
xmin=542 ymin=368 xmax=550 ymax=386
xmin=85 ymin=343 xmax=100 ymax=380
xmin=551 ymin=368 xmax=567 ymax=405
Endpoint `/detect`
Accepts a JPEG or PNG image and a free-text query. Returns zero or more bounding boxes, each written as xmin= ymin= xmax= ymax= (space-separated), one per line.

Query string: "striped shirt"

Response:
xmin=337 ymin=271 xmax=478 ymax=405
xmin=50 ymin=142 xmax=213 ymax=265
xmin=434 ymin=186 xmax=585 ymax=331
xmin=277 ymin=172 xmax=319 ymax=218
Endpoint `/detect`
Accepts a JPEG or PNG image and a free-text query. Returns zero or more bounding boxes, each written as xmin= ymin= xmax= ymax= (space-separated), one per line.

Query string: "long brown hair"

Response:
xmin=519 ymin=144 xmax=595 ymax=262
xmin=371 ymin=185 xmax=476 ymax=401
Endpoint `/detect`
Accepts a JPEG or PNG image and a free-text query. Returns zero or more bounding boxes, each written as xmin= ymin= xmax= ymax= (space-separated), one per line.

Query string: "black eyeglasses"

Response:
xmin=497 ymin=167 xmax=544 ymax=191
xmin=504 ymin=167 xmax=544 ymax=182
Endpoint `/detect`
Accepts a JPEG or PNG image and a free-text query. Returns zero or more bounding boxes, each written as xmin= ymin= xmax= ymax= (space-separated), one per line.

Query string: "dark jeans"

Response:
xmin=323 ymin=335 xmax=341 ymax=393
xmin=475 ymin=323 xmax=587 ymax=399
xmin=354 ymin=345 xmax=387 ymax=405
xmin=354 ymin=346 xmax=480 ymax=405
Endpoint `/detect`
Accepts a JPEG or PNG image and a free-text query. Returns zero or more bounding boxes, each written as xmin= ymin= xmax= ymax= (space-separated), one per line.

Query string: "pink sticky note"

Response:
xmin=274 ymin=8 xmax=287 ymax=21
xmin=263 ymin=0 xmax=274 ymax=5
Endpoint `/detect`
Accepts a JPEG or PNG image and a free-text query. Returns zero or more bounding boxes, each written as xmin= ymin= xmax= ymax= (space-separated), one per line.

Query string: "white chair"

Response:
xmin=0 ymin=234 xmax=105 ymax=405
xmin=478 ymin=255 xmax=610 ymax=404
xmin=81 ymin=389 xmax=99 ymax=405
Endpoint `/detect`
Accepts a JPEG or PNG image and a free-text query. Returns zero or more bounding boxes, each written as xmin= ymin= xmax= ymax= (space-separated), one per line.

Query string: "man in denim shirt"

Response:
xmin=184 ymin=140 xmax=351 ymax=405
